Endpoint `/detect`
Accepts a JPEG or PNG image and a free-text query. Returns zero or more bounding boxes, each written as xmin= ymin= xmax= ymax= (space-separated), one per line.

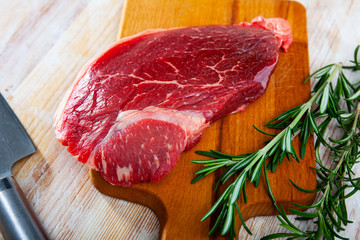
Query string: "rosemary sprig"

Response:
xmin=261 ymin=45 xmax=360 ymax=239
xmin=262 ymin=102 xmax=360 ymax=240
xmin=191 ymin=45 xmax=360 ymax=239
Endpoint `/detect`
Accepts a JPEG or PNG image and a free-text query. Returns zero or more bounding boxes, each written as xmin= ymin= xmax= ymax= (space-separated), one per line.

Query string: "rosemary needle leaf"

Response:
xmin=346 ymin=88 xmax=360 ymax=101
xmin=191 ymin=173 xmax=206 ymax=184
xmin=195 ymin=150 xmax=224 ymax=158
xmin=290 ymin=144 xmax=300 ymax=163
xmin=266 ymin=105 xmax=300 ymax=123
xmin=314 ymin=213 xmax=324 ymax=240
xmin=263 ymin=164 xmax=277 ymax=204
xmin=208 ymin=205 xmax=226 ymax=236
xmin=253 ymin=170 xmax=262 ymax=187
xmin=300 ymin=115 xmax=310 ymax=158
xmin=304 ymin=64 xmax=333 ymax=83
xmin=281 ymin=128 xmax=290 ymax=151
xmin=321 ymin=221 xmax=333 ymax=240
xmin=269 ymin=141 xmax=281 ymax=157
xmin=235 ymin=202 xmax=252 ymax=235
xmin=242 ymin=181 xmax=247 ymax=203
xmin=331 ymin=185 xmax=348 ymax=200
xmin=250 ymin=156 xmax=265 ymax=183
xmin=289 ymin=208 xmax=318 ymax=219
xmin=330 ymin=199 xmax=351 ymax=223
xmin=221 ymin=204 xmax=234 ymax=235
xmin=290 ymin=200 xmax=322 ymax=209
xmin=339 ymin=198 xmax=349 ymax=224
xmin=210 ymin=149 xmax=244 ymax=158
xmin=315 ymin=68 xmax=331 ymax=79
xmin=193 ymin=164 xmax=224 ymax=175
xmin=278 ymin=223 xmax=304 ymax=236
xmin=201 ymin=186 xmax=231 ymax=221
xmin=320 ymin=83 xmax=330 ymax=113
xmin=230 ymin=173 xmax=246 ymax=204
xmin=253 ymin=125 xmax=277 ymax=136
xmin=354 ymin=45 xmax=360 ymax=70
xmin=191 ymin=159 xmax=227 ymax=164
xmin=341 ymin=72 xmax=353 ymax=98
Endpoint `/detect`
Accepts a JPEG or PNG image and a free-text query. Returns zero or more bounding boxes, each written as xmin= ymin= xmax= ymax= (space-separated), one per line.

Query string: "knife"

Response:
xmin=0 ymin=94 xmax=48 ymax=240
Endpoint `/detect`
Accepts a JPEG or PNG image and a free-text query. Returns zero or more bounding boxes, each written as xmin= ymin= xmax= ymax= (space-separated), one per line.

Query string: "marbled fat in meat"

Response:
xmin=55 ymin=16 xmax=292 ymax=186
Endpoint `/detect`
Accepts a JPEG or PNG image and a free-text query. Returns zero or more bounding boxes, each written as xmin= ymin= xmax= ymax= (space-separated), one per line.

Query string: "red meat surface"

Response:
xmin=55 ymin=16 xmax=292 ymax=186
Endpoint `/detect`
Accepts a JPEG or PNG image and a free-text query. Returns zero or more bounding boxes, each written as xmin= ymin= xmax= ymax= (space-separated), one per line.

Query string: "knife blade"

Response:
xmin=0 ymin=93 xmax=48 ymax=240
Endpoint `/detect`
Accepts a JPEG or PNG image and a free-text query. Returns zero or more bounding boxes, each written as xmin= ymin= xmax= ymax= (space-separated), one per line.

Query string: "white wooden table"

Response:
xmin=0 ymin=0 xmax=359 ymax=239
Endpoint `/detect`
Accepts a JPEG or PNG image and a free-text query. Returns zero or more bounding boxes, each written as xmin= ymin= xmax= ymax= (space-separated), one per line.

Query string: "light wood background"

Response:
xmin=0 ymin=0 xmax=359 ymax=239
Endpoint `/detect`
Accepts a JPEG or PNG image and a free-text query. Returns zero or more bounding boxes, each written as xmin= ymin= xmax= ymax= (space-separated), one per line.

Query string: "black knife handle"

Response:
xmin=0 ymin=176 xmax=49 ymax=240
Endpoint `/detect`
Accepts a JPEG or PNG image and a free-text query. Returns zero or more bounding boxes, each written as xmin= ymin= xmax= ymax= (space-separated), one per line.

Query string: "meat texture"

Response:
xmin=55 ymin=16 xmax=293 ymax=187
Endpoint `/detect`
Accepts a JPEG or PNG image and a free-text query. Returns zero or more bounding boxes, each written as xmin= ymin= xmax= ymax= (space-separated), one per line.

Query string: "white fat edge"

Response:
xmin=230 ymin=104 xmax=247 ymax=114
xmin=115 ymin=106 xmax=209 ymax=144
xmin=229 ymin=62 xmax=276 ymax=115
xmin=116 ymin=164 xmax=133 ymax=182
xmin=228 ymin=60 xmax=277 ymax=115
xmin=102 ymin=160 xmax=107 ymax=174
xmin=253 ymin=57 xmax=278 ymax=89
xmin=86 ymin=107 xmax=209 ymax=168
xmin=154 ymin=155 xmax=160 ymax=168
xmin=86 ymin=146 xmax=105 ymax=171
xmin=87 ymin=151 xmax=97 ymax=170
xmin=166 ymin=152 xmax=171 ymax=165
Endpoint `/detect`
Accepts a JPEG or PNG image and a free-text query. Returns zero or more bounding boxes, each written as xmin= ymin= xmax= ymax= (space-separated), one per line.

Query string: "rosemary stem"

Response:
xmin=309 ymin=63 xmax=342 ymax=105
xmin=289 ymin=63 xmax=342 ymax=129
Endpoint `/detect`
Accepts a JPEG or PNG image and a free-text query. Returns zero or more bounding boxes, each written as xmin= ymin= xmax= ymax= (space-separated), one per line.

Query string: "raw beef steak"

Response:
xmin=55 ymin=16 xmax=293 ymax=187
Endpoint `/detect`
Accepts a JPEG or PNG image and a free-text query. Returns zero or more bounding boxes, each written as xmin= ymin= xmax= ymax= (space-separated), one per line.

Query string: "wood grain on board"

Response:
xmin=90 ymin=0 xmax=316 ymax=239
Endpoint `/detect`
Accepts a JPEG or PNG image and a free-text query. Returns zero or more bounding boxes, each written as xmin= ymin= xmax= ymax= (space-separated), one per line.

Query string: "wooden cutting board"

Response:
xmin=90 ymin=0 xmax=316 ymax=239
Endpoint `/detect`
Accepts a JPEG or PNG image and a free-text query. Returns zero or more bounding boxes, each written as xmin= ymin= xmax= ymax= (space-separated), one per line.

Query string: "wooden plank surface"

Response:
xmin=90 ymin=0 xmax=315 ymax=239
xmin=0 ymin=0 xmax=359 ymax=239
